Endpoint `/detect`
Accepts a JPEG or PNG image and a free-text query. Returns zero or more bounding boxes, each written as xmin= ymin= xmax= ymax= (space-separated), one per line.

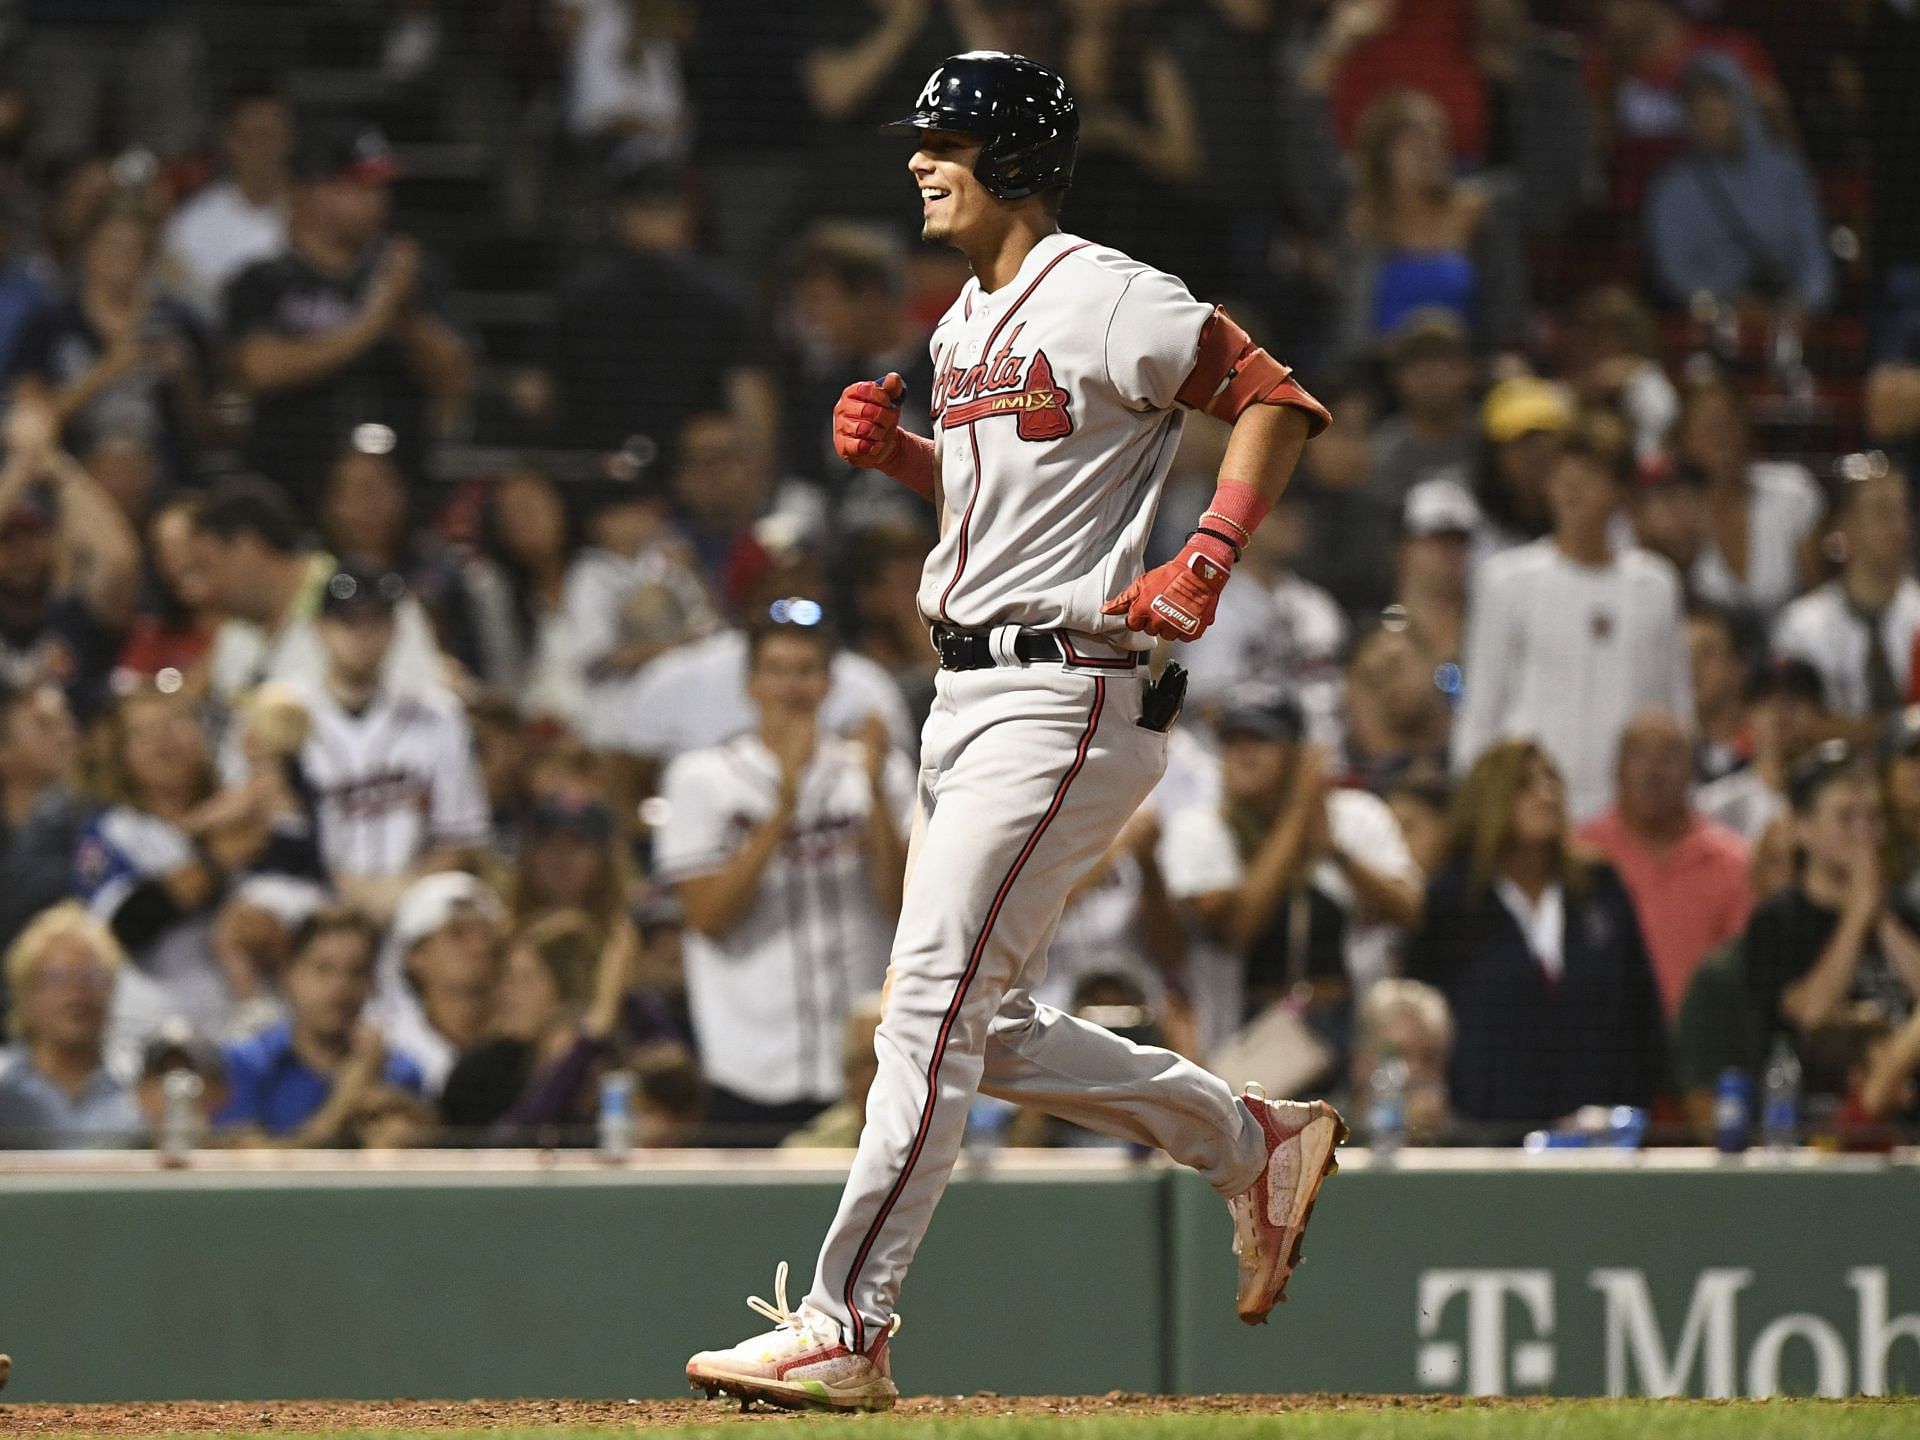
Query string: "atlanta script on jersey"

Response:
xmin=919 ymin=231 xmax=1217 ymax=642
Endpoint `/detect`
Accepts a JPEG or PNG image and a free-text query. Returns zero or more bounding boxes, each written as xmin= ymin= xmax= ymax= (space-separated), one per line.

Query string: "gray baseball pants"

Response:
xmin=804 ymin=661 xmax=1267 ymax=1353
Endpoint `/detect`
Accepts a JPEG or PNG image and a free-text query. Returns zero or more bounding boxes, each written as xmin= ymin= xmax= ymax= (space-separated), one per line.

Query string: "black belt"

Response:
xmin=930 ymin=624 xmax=1146 ymax=672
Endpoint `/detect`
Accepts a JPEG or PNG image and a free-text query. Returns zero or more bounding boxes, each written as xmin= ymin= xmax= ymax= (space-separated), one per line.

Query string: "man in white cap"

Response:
xmin=371 ymin=870 xmax=506 ymax=1096
xmin=1395 ymin=477 xmax=1480 ymax=666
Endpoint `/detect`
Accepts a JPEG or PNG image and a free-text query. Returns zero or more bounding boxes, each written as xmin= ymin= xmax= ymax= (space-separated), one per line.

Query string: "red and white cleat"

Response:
xmin=1227 ymin=1085 xmax=1347 ymax=1325
xmin=685 ymin=1262 xmax=900 ymax=1412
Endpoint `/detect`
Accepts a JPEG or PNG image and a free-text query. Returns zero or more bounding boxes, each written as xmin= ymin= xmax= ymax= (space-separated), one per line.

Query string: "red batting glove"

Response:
xmin=833 ymin=371 xmax=935 ymax=499
xmin=1101 ymin=533 xmax=1235 ymax=641
xmin=833 ymin=372 xmax=907 ymax=469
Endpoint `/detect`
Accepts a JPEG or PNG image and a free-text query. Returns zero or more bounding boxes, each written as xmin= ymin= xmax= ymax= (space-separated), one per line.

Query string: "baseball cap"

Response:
xmin=1216 ymin=686 xmax=1306 ymax=745
xmin=319 ymin=565 xmax=406 ymax=619
xmin=1483 ymin=377 xmax=1574 ymax=445
xmin=293 ymin=122 xmax=398 ymax=185
xmin=527 ymin=793 xmax=617 ymax=844
xmin=1387 ymin=307 xmax=1471 ymax=367
xmin=391 ymin=872 xmax=505 ymax=953
xmin=1400 ymin=477 xmax=1480 ymax=539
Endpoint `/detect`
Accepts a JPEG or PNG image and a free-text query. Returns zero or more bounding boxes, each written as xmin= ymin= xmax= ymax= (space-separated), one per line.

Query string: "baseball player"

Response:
xmin=686 ymin=52 xmax=1340 ymax=1412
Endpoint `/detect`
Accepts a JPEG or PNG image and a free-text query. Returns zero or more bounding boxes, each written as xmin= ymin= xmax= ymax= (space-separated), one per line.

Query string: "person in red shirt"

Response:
xmin=1585 ymin=0 xmax=1785 ymax=211
xmin=1577 ymin=708 xmax=1753 ymax=1017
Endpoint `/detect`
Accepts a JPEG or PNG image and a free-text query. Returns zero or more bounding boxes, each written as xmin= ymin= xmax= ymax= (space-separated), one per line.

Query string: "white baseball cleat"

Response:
xmin=685 ymin=1261 xmax=900 ymax=1412
xmin=1227 ymin=1084 xmax=1347 ymax=1325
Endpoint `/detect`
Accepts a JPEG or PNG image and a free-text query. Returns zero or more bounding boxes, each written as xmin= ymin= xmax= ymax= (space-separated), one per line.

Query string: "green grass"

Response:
xmin=190 ymin=1401 xmax=1920 ymax=1440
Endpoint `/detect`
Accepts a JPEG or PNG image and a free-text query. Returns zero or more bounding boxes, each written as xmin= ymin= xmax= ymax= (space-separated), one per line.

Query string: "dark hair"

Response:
xmin=1558 ymin=411 xmax=1635 ymax=485
xmin=193 ymin=477 xmax=307 ymax=554
xmin=222 ymin=86 xmax=287 ymax=124
xmin=746 ymin=604 xmax=835 ymax=667
xmin=79 ymin=194 xmax=158 ymax=257
xmin=1676 ymin=374 xmax=1749 ymax=453
xmin=479 ymin=468 xmax=576 ymax=651
xmin=632 ymin=1040 xmax=704 ymax=1118
xmin=1684 ymin=598 xmax=1738 ymax=643
xmin=1788 ymin=741 xmax=1870 ymax=816
xmin=289 ymin=906 xmax=382 ymax=964
xmin=1684 ymin=598 xmax=1761 ymax=669
xmin=1385 ymin=766 xmax=1453 ymax=816
xmin=1799 ymin=1013 xmax=1889 ymax=1097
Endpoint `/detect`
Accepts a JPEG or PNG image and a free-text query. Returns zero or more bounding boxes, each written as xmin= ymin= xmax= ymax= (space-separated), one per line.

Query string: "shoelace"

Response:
xmin=745 ymin=1262 xmax=903 ymax=1345
xmin=746 ymin=1261 xmax=809 ymax=1336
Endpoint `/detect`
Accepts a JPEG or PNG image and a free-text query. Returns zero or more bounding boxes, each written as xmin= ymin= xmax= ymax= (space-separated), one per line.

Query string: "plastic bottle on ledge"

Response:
xmin=1762 ymin=1038 xmax=1802 ymax=1153
xmin=598 ymin=1071 xmax=635 ymax=1162
xmin=1368 ymin=1053 xmax=1409 ymax=1163
xmin=157 ymin=1069 xmax=204 ymax=1167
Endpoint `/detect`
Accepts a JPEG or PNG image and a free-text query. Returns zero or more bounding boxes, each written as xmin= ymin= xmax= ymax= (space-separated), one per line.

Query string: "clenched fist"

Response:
xmin=1102 ymin=533 xmax=1235 ymax=641
xmin=834 ymin=372 xmax=907 ymax=469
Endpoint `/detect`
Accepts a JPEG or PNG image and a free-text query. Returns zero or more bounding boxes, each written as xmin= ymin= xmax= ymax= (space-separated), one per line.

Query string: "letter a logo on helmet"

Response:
xmin=883 ymin=52 xmax=1078 ymax=202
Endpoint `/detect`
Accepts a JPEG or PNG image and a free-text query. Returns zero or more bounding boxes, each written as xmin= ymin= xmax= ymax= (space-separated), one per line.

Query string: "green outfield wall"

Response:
xmin=1 ymin=1154 xmax=1916 ymax=1403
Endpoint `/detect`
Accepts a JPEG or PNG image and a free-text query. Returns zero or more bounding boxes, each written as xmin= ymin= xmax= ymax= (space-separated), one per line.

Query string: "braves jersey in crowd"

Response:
xmin=920 ymin=232 xmax=1215 ymax=640
xmin=286 ymin=681 xmax=490 ymax=880
xmin=656 ymin=735 xmax=914 ymax=1107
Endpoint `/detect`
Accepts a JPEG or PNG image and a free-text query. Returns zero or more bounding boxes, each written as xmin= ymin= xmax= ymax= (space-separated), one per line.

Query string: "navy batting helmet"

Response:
xmin=883 ymin=52 xmax=1077 ymax=202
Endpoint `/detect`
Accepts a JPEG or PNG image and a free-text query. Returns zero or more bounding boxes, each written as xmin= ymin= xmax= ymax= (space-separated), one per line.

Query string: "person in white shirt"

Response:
xmin=1453 ymin=418 xmax=1693 ymax=821
xmin=186 ymin=479 xmax=445 ymax=722
xmin=587 ymin=610 xmax=914 ymax=764
xmin=656 ymin=608 xmax=913 ymax=1145
xmin=1675 ymin=376 xmax=1823 ymax=623
xmin=1694 ymin=656 xmax=1828 ymax=844
xmin=278 ymin=565 xmax=489 ymax=922
xmin=562 ymin=476 xmax=719 ymax=692
xmin=1161 ymin=689 xmax=1424 ymax=1076
xmin=561 ymin=0 xmax=691 ymax=163
xmin=1772 ymin=454 xmax=1920 ymax=728
xmin=161 ymin=91 xmax=293 ymax=323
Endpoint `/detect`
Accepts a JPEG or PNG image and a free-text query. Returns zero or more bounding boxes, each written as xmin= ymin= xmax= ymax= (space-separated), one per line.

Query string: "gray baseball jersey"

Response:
xmin=919 ymin=232 xmax=1215 ymax=641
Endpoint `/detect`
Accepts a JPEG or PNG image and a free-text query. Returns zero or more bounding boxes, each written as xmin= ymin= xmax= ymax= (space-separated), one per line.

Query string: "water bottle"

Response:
xmin=1762 ymin=1039 xmax=1802 ymax=1153
xmin=158 ymin=1069 xmax=203 ymax=1167
xmin=1368 ymin=1054 xmax=1409 ymax=1162
xmin=1714 ymin=1068 xmax=1752 ymax=1155
xmin=597 ymin=1071 xmax=635 ymax=1162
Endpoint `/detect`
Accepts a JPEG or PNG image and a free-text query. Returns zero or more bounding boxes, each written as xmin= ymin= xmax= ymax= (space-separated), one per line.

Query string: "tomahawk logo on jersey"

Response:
xmin=931 ymin=328 xmax=1073 ymax=439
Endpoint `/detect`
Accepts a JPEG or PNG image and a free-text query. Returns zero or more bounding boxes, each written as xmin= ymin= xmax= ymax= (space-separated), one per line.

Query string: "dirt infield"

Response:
xmin=0 ymin=1394 xmax=1564 ymax=1435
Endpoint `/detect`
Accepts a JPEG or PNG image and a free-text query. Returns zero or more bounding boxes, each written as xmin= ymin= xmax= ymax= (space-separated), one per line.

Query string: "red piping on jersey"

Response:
xmin=973 ymin=242 xmax=1091 ymax=380
xmin=936 ymin=428 xmax=983 ymax=623
xmin=933 ymin=241 xmax=1092 ymax=625
xmin=840 ymin=677 xmax=1107 ymax=1355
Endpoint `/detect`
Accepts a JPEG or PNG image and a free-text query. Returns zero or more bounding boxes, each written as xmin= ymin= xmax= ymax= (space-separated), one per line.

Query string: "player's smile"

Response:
xmin=907 ymin=130 xmax=983 ymax=240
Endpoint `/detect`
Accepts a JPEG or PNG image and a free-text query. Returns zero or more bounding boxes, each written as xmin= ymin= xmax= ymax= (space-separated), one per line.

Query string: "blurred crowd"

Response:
xmin=3 ymin=0 xmax=1920 ymax=1153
